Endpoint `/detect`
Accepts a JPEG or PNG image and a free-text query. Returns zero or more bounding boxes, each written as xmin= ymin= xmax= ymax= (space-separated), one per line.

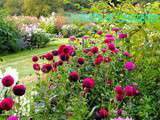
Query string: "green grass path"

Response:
xmin=0 ymin=39 xmax=67 ymax=79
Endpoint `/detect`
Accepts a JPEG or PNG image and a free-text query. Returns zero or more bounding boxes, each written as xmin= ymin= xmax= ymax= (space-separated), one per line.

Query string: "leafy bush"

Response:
xmin=30 ymin=28 xmax=51 ymax=48
xmin=0 ymin=18 xmax=22 ymax=53
xmin=61 ymin=24 xmax=78 ymax=37
xmin=39 ymin=15 xmax=57 ymax=34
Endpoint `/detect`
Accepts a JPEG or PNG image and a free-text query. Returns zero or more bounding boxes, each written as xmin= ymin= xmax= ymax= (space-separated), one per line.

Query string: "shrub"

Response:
xmin=0 ymin=18 xmax=22 ymax=53
xmin=30 ymin=28 xmax=51 ymax=48
xmin=39 ymin=15 xmax=57 ymax=34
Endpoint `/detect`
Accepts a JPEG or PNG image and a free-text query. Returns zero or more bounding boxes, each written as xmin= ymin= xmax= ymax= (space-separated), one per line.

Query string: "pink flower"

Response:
xmin=116 ymin=94 xmax=124 ymax=102
xmin=124 ymin=61 xmax=135 ymax=71
xmin=108 ymin=43 xmax=116 ymax=51
xmin=69 ymin=36 xmax=76 ymax=41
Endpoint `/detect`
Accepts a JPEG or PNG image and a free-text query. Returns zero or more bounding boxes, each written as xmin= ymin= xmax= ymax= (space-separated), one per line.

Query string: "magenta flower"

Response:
xmin=124 ymin=61 xmax=135 ymax=71
xmin=123 ymin=52 xmax=131 ymax=57
xmin=118 ymin=33 xmax=128 ymax=39
xmin=112 ymin=28 xmax=121 ymax=32
xmin=7 ymin=115 xmax=18 ymax=120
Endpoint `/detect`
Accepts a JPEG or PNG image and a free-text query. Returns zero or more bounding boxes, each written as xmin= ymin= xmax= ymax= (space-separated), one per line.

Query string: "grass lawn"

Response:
xmin=0 ymin=38 xmax=67 ymax=80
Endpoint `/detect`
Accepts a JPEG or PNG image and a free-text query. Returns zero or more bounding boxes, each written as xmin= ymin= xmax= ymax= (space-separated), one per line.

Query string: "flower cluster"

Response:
xmin=0 ymin=68 xmax=26 ymax=119
xmin=32 ymin=26 xmax=139 ymax=119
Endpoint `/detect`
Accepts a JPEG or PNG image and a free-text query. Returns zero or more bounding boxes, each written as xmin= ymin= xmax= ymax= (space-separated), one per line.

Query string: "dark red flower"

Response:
xmin=91 ymin=46 xmax=98 ymax=54
xmin=108 ymin=43 xmax=116 ymax=51
xmin=52 ymin=50 xmax=59 ymax=56
xmin=44 ymin=53 xmax=53 ymax=61
xmin=0 ymin=102 xmax=3 ymax=112
xmin=94 ymin=54 xmax=103 ymax=65
xmin=0 ymin=98 xmax=14 ymax=111
xmin=97 ymin=30 xmax=103 ymax=35
xmin=117 ymin=108 xmax=122 ymax=116
xmin=13 ymin=84 xmax=26 ymax=96
xmin=58 ymin=60 xmax=63 ymax=66
xmin=2 ymin=75 xmax=14 ymax=87
xmin=77 ymin=57 xmax=85 ymax=65
xmin=83 ymin=49 xmax=90 ymax=54
xmin=115 ymin=86 xmax=124 ymax=95
xmin=96 ymin=108 xmax=109 ymax=118
xmin=41 ymin=64 xmax=52 ymax=73
xmin=63 ymin=46 xmax=70 ymax=54
xmin=32 ymin=56 xmax=38 ymax=62
xmin=69 ymin=72 xmax=79 ymax=82
xmin=83 ymin=78 xmax=95 ymax=89
xmin=33 ymin=63 xmax=40 ymax=71
xmin=106 ymin=80 xmax=113 ymax=86
xmin=58 ymin=45 xmax=66 ymax=54
xmin=116 ymin=94 xmax=124 ymax=102
xmin=59 ymin=53 xmax=69 ymax=61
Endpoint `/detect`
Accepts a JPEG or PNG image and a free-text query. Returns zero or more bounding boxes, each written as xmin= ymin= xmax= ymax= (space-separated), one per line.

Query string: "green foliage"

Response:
xmin=0 ymin=18 xmax=21 ymax=53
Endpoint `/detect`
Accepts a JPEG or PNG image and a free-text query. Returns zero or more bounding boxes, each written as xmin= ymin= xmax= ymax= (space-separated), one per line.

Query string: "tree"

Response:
xmin=3 ymin=0 xmax=22 ymax=15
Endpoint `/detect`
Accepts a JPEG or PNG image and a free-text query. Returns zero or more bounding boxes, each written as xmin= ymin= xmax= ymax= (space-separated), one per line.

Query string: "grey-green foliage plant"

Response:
xmin=30 ymin=28 xmax=51 ymax=48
